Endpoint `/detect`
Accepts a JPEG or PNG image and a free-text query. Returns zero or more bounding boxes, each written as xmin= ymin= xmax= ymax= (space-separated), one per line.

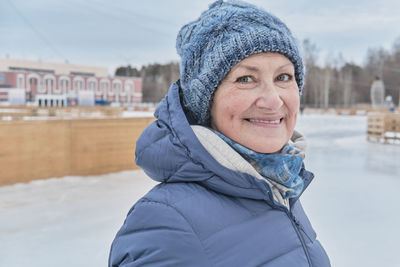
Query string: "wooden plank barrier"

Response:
xmin=367 ymin=113 xmax=400 ymax=143
xmin=0 ymin=106 xmax=124 ymax=119
xmin=0 ymin=117 xmax=154 ymax=186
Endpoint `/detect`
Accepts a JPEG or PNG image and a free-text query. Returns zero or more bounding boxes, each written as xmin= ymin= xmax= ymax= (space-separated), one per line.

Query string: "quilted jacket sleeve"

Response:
xmin=109 ymin=199 xmax=212 ymax=267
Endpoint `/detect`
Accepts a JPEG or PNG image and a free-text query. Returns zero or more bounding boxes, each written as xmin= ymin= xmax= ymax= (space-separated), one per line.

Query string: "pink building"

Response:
xmin=0 ymin=59 xmax=142 ymax=106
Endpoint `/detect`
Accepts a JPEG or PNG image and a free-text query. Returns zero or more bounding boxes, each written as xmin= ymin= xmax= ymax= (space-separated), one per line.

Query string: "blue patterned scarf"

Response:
xmin=215 ymin=131 xmax=304 ymax=199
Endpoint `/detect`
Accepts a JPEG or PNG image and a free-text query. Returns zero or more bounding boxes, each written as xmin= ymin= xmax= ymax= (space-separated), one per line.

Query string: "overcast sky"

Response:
xmin=2 ymin=0 xmax=400 ymax=74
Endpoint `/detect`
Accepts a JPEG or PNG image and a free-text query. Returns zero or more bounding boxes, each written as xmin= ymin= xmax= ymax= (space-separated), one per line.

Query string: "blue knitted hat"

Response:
xmin=176 ymin=0 xmax=304 ymax=125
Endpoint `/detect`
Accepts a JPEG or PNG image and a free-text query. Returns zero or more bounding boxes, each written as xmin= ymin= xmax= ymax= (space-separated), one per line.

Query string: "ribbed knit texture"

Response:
xmin=176 ymin=0 xmax=304 ymax=125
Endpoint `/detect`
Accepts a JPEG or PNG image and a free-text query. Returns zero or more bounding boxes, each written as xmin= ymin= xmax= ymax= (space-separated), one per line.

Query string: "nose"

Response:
xmin=254 ymin=82 xmax=283 ymax=111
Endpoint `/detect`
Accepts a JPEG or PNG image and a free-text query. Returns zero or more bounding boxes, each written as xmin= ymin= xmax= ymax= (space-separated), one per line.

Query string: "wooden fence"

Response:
xmin=0 ymin=117 xmax=154 ymax=186
xmin=0 ymin=106 xmax=124 ymax=118
xmin=0 ymin=105 xmax=156 ymax=120
xmin=367 ymin=113 xmax=400 ymax=143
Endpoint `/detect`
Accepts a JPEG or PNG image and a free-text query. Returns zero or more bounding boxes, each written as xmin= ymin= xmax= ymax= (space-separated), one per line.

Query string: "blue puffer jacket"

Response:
xmin=109 ymin=82 xmax=331 ymax=267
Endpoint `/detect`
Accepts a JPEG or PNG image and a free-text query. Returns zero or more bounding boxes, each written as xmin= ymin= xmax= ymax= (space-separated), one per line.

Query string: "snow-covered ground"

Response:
xmin=121 ymin=110 xmax=154 ymax=118
xmin=297 ymin=114 xmax=400 ymax=267
xmin=0 ymin=171 xmax=158 ymax=267
xmin=1 ymin=114 xmax=400 ymax=267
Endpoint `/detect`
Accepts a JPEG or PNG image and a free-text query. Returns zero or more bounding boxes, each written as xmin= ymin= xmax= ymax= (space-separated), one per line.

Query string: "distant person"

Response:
xmin=390 ymin=103 xmax=395 ymax=113
xmin=109 ymin=0 xmax=330 ymax=266
xmin=385 ymin=95 xmax=395 ymax=113
xmin=300 ymin=104 xmax=305 ymax=114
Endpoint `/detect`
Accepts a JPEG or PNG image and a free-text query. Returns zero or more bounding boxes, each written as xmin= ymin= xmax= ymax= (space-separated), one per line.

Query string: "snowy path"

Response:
xmin=1 ymin=114 xmax=400 ymax=267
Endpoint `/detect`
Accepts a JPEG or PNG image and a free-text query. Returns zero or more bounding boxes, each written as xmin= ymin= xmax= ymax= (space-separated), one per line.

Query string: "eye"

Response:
xmin=235 ymin=76 xmax=254 ymax=83
xmin=276 ymin=73 xmax=292 ymax=82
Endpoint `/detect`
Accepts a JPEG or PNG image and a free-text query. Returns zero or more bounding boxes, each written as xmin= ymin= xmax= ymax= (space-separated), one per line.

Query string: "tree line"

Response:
xmin=115 ymin=62 xmax=180 ymax=103
xmin=301 ymin=38 xmax=400 ymax=108
xmin=116 ymin=38 xmax=400 ymax=107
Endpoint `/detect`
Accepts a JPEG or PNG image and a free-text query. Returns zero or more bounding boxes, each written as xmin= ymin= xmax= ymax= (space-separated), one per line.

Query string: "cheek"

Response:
xmin=286 ymin=92 xmax=300 ymax=116
xmin=284 ymin=92 xmax=300 ymax=132
xmin=225 ymin=96 xmax=249 ymax=124
xmin=217 ymin=93 xmax=243 ymax=116
xmin=211 ymin=97 xmax=245 ymax=134
xmin=214 ymin=105 xmax=235 ymax=129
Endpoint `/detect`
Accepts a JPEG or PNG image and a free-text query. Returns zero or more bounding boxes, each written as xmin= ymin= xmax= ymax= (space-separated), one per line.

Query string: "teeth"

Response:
xmin=249 ymin=119 xmax=280 ymax=124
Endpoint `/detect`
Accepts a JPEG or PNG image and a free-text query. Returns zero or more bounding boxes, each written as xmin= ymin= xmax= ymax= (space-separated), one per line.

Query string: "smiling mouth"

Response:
xmin=246 ymin=118 xmax=283 ymax=124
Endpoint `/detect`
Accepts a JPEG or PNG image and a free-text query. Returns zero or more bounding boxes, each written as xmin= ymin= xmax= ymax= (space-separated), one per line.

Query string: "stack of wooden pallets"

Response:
xmin=367 ymin=113 xmax=400 ymax=144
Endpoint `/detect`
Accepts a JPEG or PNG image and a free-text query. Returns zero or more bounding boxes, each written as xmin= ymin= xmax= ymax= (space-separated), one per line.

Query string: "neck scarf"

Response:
xmin=215 ymin=131 xmax=304 ymax=199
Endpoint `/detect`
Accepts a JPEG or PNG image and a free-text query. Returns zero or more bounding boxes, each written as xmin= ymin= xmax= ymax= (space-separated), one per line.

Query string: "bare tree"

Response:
xmin=322 ymin=66 xmax=331 ymax=108
xmin=141 ymin=62 xmax=180 ymax=102
xmin=301 ymin=39 xmax=321 ymax=107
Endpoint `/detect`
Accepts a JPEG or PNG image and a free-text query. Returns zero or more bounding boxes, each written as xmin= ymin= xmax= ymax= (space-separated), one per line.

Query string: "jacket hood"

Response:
xmin=135 ymin=81 xmax=313 ymax=204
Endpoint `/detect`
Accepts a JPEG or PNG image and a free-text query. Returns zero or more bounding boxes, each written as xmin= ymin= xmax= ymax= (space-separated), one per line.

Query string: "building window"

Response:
xmin=17 ymin=74 xmax=24 ymax=89
xmin=100 ymin=81 xmax=109 ymax=90
xmin=74 ymin=80 xmax=83 ymax=90
xmin=125 ymin=81 xmax=134 ymax=95
xmin=87 ymin=78 xmax=97 ymax=91
xmin=28 ymin=74 xmax=42 ymax=93
xmin=43 ymin=75 xmax=56 ymax=94
xmin=45 ymin=79 xmax=54 ymax=92
xmin=100 ymin=80 xmax=110 ymax=96
xmin=73 ymin=77 xmax=84 ymax=91
xmin=112 ymin=80 xmax=122 ymax=95
xmin=125 ymin=83 xmax=133 ymax=91
xmin=113 ymin=82 xmax=121 ymax=91
xmin=59 ymin=77 xmax=70 ymax=93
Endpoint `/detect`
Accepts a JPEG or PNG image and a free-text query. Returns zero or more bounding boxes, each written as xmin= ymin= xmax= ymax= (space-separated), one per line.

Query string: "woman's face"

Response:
xmin=210 ymin=53 xmax=300 ymax=154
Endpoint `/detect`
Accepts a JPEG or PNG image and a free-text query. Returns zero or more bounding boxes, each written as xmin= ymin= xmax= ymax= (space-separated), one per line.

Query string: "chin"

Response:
xmin=248 ymin=140 xmax=286 ymax=154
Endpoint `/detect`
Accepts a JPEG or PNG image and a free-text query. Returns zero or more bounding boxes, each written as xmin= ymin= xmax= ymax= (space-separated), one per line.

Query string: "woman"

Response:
xmin=109 ymin=0 xmax=330 ymax=266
